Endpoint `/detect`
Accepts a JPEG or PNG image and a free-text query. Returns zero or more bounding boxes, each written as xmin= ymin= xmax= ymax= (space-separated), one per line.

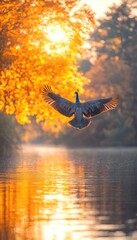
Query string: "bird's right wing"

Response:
xmin=42 ymin=85 xmax=75 ymax=117
xmin=82 ymin=97 xmax=119 ymax=117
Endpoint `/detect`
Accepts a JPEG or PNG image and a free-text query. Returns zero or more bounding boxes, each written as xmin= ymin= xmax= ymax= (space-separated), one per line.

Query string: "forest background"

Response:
xmin=0 ymin=0 xmax=137 ymax=154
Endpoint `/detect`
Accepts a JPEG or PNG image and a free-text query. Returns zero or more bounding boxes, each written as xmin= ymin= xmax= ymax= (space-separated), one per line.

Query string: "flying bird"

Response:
xmin=42 ymin=86 xmax=119 ymax=129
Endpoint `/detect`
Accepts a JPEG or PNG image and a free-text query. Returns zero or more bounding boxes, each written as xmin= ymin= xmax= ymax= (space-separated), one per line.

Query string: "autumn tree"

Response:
xmin=0 ymin=0 xmax=94 ymax=132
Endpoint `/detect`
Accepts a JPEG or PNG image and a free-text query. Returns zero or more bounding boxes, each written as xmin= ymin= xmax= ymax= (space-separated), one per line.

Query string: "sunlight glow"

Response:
xmin=46 ymin=25 xmax=68 ymax=43
xmin=42 ymin=24 xmax=70 ymax=54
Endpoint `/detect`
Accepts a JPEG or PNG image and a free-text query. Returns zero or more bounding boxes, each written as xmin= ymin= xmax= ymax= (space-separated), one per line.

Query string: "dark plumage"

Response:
xmin=42 ymin=85 xmax=119 ymax=129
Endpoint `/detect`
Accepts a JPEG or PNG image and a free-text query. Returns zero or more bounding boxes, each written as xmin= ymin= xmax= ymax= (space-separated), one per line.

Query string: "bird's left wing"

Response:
xmin=42 ymin=85 xmax=75 ymax=117
xmin=82 ymin=97 xmax=119 ymax=117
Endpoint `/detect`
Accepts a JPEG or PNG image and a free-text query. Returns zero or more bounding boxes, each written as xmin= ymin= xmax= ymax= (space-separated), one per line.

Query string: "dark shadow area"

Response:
xmin=0 ymin=113 xmax=20 ymax=172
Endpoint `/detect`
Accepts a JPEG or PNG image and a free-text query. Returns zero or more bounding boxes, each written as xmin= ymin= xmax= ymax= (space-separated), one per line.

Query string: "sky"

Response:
xmin=82 ymin=0 xmax=121 ymax=17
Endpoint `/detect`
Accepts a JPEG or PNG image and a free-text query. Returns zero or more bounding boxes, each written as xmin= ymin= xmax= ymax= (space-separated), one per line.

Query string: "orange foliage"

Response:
xmin=0 ymin=0 xmax=94 ymax=132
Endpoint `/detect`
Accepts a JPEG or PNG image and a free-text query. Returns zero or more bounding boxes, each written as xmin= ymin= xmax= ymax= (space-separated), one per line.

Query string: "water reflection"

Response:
xmin=0 ymin=146 xmax=137 ymax=240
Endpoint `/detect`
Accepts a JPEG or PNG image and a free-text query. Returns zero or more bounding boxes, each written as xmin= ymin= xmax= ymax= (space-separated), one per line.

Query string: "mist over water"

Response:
xmin=0 ymin=146 xmax=137 ymax=240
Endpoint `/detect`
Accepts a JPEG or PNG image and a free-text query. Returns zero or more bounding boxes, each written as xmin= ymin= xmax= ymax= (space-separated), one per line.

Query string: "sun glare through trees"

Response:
xmin=0 ymin=0 xmax=94 ymax=132
xmin=43 ymin=24 xmax=71 ymax=54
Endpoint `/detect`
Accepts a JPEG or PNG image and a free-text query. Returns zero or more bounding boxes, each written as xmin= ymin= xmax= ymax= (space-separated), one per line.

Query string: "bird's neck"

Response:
xmin=76 ymin=93 xmax=80 ymax=103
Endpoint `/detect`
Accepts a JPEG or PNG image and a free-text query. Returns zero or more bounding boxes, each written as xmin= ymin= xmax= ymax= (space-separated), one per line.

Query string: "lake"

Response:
xmin=0 ymin=146 xmax=137 ymax=240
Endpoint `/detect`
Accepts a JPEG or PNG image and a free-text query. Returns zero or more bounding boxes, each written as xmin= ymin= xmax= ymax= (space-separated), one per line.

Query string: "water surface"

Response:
xmin=0 ymin=146 xmax=137 ymax=240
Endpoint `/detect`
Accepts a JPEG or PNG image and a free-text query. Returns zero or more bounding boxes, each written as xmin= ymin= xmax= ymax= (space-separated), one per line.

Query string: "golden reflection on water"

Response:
xmin=0 ymin=146 xmax=137 ymax=240
xmin=0 ymin=146 xmax=91 ymax=240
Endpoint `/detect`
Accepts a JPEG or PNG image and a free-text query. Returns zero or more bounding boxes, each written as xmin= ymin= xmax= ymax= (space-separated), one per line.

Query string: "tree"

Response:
xmin=0 ymin=0 xmax=94 ymax=132
xmin=90 ymin=0 xmax=137 ymax=65
xmin=84 ymin=0 xmax=137 ymax=145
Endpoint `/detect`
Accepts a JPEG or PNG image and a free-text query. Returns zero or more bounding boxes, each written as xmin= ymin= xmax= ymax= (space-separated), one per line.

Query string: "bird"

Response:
xmin=42 ymin=85 xmax=119 ymax=129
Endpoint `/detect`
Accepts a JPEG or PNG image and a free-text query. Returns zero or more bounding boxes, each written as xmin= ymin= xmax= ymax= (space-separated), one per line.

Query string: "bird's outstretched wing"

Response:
xmin=42 ymin=85 xmax=75 ymax=117
xmin=82 ymin=97 xmax=119 ymax=117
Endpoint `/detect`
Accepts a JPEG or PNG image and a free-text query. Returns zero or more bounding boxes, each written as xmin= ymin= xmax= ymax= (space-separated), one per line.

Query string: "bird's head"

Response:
xmin=74 ymin=89 xmax=79 ymax=95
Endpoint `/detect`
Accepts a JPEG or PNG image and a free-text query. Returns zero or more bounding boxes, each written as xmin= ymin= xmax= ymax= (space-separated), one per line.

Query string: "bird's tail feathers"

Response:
xmin=68 ymin=117 xmax=91 ymax=129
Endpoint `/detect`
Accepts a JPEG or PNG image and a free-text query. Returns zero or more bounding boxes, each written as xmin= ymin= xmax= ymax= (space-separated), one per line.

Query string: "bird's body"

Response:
xmin=69 ymin=92 xmax=90 ymax=128
xmin=75 ymin=107 xmax=83 ymax=122
xmin=42 ymin=86 xmax=119 ymax=129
